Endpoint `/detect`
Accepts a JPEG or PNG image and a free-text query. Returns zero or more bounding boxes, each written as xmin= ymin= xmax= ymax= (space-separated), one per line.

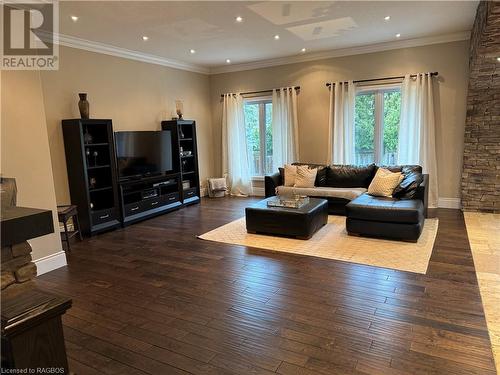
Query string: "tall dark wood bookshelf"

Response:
xmin=62 ymin=119 xmax=121 ymax=236
xmin=161 ymin=120 xmax=200 ymax=205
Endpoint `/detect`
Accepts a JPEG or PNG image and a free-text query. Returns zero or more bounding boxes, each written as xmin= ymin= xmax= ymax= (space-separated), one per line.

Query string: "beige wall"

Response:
xmin=41 ymin=46 xmax=214 ymax=205
xmin=1 ymin=71 xmax=63 ymax=261
xmin=210 ymin=41 xmax=470 ymax=200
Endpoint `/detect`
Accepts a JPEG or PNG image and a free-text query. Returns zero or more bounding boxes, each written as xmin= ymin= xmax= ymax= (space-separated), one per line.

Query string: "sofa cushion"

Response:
xmin=277 ymin=185 xmax=367 ymax=201
xmin=378 ymin=165 xmax=422 ymax=174
xmin=326 ymin=164 xmax=376 ymax=188
xmin=283 ymin=164 xmax=297 ymax=187
xmin=346 ymin=193 xmax=424 ymax=224
xmin=294 ymin=165 xmax=317 ymax=188
xmin=280 ymin=164 xmax=327 ymax=187
xmin=314 ymin=166 xmax=328 ymax=186
xmin=367 ymin=168 xmax=404 ymax=197
xmin=393 ymin=171 xmax=424 ymax=199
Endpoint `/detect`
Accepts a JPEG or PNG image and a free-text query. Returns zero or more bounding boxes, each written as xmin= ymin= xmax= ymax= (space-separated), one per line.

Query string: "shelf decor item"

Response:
xmin=78 ymin=93 xmax=90 ymax=119
xmin=267 ymin=195 xmax=310 ymax=209
xmin=83 ymin=127 xmax=93 ymax=144
xmin=175 ymin=100 xmax=184 ymax=119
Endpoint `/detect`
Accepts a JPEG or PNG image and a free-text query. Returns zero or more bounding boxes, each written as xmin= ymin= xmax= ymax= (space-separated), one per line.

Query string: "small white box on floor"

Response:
xmin=208 ymin=178 xmax=227 ymax=198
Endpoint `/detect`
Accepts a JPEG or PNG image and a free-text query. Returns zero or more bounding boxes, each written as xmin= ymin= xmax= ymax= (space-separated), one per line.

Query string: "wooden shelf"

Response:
xmin=89 ymin=186 xmax=113 ymax=193
xmin=62 ymin=119 xmax=121 ymax=236
xmin=161 ymin=119 xmax=200 ymax=210
xmin=87 ymin=164 xmax=111 ymax=170
xmin=84 ymin=142 xmax=109 ymax=146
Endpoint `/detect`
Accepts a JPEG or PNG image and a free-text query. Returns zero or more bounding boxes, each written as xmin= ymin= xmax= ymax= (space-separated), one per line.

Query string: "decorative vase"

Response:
xmin=78 ymin=93 xmax=90 ymax=119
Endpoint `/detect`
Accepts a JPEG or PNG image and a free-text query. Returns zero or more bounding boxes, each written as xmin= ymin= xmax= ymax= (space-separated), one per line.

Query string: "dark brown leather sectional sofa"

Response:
xmin=265 ymin=163 xmax=428 ymax=241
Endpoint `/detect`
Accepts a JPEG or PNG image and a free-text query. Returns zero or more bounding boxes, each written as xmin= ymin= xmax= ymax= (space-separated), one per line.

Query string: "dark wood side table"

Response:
xmin=1 ymin=287 xmax=72 ymax=372
xmin=57 ymin=205 xmax=83 ymax=251
xmin=1 ymin=205 xmax=72 ymax=373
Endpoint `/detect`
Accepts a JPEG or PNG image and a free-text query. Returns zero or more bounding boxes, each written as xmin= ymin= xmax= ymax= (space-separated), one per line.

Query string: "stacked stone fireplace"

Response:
xmin=461 ymin=1 xmax=500 ymax=213
xmin=0 ymin=177 xmax=38 ymax=290
xmin=1 ymin=242 xmax=37 ymax=290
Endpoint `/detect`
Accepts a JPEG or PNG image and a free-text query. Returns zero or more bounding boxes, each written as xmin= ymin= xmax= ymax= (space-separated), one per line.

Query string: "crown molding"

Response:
xmin=56 ymin=33 xmax=210 ymax=75
xmin=47 ymin=31 xmax=469 ymax=76
xmin=209 ymin=31 xmax=471 ymax=75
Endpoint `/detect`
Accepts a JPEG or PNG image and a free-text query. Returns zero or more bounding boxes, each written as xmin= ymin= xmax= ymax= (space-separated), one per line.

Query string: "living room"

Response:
xmin=1 ymin=1 xmax=499 ymax=374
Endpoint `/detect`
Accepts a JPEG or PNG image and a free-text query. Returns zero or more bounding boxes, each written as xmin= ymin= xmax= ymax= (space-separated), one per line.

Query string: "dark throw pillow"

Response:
xmin=314 ymin=166 xmax=327 ymax=186
xmin=278 ymin=167 xmax=285 ymax=182
xmin=393 ymin=171 xmax=424 ymax=199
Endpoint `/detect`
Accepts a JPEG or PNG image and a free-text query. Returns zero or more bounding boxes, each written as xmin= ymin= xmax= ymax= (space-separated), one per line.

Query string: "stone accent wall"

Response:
xmin=461 ymin=1 xmax=500 ymax=213
xmin=1 ymin=242 xmax=37 ymax=290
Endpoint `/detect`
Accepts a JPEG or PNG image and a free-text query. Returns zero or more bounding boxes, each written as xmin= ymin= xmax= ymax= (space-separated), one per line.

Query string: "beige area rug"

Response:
xmin=199 ymin=216 xmax=439 ymax=274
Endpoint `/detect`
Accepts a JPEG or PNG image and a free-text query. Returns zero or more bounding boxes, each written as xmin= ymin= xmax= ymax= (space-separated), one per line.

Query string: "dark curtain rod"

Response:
xmin=221 ymin=86 xmax=300 ymax=98
xmin=325 ymin=72 xmax=438 ymax=88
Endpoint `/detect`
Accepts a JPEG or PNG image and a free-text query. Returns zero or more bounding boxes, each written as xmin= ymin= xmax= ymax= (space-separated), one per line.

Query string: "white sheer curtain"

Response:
xmin=328 ymin=81 xmax=355 ymax=164
xmin=398 ymin=73 xmax=438 ymax=207
xmin=221 ymin=93 xmax=253 ymax=196
xmin=272 ymin=87 xmax=299 ymax=171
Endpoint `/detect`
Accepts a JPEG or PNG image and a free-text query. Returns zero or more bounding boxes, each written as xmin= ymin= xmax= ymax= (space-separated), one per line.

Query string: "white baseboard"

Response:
xmin=35 ymin=251 xmax=67 ymax=275
xmin=438 ymin=197 xmax=462 ymax=209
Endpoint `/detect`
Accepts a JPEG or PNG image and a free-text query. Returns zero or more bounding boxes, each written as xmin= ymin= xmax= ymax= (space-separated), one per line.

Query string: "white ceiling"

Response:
xmin=58 ymin=1 xmax=478 ymax=72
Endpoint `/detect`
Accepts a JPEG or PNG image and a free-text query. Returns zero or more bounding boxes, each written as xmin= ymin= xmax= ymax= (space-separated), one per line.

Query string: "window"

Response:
xmin=354 ymin=86 xmax=401 ymax=165
xmin=244 ymin=98 xmax=273 ymax=176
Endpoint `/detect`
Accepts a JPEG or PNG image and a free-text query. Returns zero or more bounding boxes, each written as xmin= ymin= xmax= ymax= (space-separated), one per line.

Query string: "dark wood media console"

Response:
xmin=62 ymin=118 xmax=201 ymax=236
xmin=120 ymin=174 xmax=183 ymax=225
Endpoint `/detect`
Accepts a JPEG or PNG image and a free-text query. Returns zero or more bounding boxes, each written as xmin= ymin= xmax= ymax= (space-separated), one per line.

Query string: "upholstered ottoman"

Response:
xmin=245 ymin=198 xmax=328 ymax=239
xmin=346 ymin=193 xmax=425 ymax=242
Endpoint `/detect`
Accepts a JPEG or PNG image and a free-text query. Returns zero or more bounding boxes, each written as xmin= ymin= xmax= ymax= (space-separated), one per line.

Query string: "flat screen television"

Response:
xmin=115 ymin=131 xmax=174 ymax=180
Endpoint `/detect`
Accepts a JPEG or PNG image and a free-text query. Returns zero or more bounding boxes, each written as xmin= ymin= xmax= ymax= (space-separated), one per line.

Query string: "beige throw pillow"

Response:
xmin=368 ymin=168 xmax=404 ymax=197
xmin=294 ymin=165 xmax=317 ymax=188
xmin=284 ymin=164 xmax=297 ymax=187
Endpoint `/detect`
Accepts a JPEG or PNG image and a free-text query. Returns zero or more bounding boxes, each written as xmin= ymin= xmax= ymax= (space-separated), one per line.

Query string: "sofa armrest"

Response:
xmin=415 ymin=174 xmax=429 ymax=218
xmin=265 ymin=172 xmax=282 ymax=197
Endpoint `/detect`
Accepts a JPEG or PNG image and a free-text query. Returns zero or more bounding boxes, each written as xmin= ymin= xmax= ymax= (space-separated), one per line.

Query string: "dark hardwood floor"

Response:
xmin=37 ymin=197 xmax=496 ymax=375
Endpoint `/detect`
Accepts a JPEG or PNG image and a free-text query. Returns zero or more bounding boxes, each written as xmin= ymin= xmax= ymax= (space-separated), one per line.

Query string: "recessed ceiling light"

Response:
xmin=274 ymin=34 xmax=280 ymax=40
xmin=396 ymin=33 xmax=401 ymax=38
xmin=142 ymin=36 xmax=149 ymax=41
xmin=497 ymin=57 xmax=500 ymax=62
xmin=301 ymin=48 xmax=306 ymax=53
xmin=190 ymin=49 xmax=196 ymax=54
xmin=235 ymin=16 xmax=243 ymax=22
xmin=384 ymin=16 xmax=391 ymax=21
xmin=226 ymin=59 xmax=231 ymax=64
xmin=71 ymin=15 xmax=78 ymax=22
